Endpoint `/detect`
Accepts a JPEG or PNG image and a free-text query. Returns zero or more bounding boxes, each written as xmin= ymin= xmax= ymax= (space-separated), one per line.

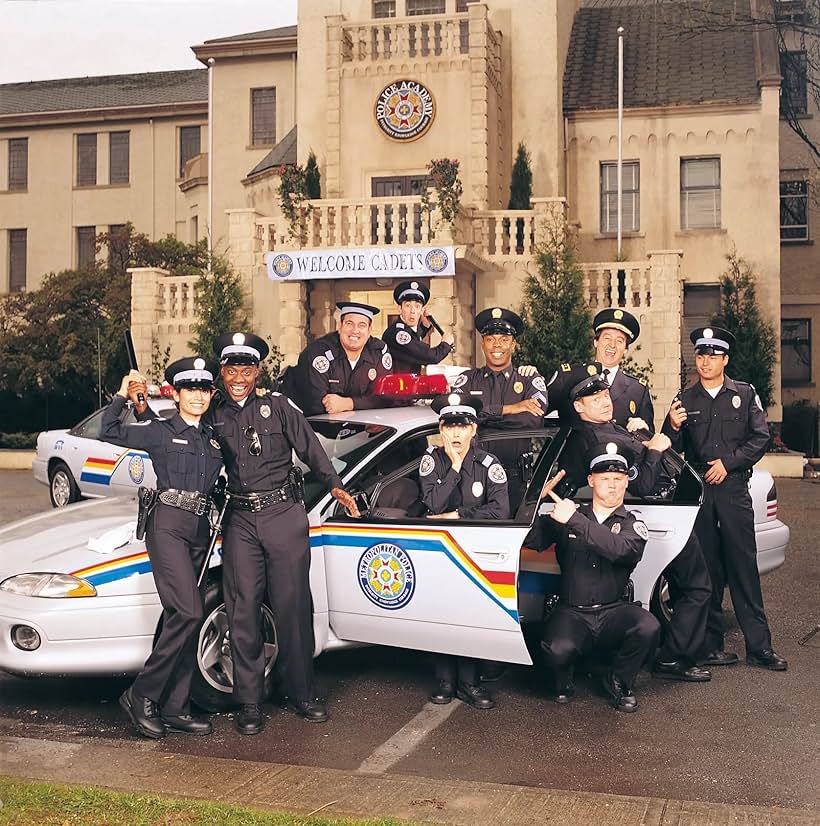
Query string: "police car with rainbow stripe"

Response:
xmin=4 ymin=376 xmax=788 ymax=710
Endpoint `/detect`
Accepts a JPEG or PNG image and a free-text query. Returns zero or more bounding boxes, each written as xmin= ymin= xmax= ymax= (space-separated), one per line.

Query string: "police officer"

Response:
xmin=532 ymin=445 xmax=660 ymax=712
xmin=420 ymin=393 xmax=509 ymax=709
xmin=281 ymin=302 xmax=393 ymax=416
xmin=663 ymin=327 xmax=787 ymax=671
xmin=102 ymin=358 xmax=223 ymax=739
xmin=592 ymin=308 xmax=654 ymax=432
xmin=382 ymin=280 xmax=454 ymax=374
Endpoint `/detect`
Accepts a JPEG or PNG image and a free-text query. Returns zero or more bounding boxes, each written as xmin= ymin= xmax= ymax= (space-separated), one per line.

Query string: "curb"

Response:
xmin=0 ymin=450 xmax=34 ymax=470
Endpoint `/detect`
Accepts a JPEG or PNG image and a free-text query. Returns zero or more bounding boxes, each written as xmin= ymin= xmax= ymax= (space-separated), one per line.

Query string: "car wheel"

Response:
xmin=190 ymin=579 xmax=278 ymax=713
xmin=650 ymin=575 xmax=673 ymax=635
xmin=49 ymin=462 xmax=81 ymax=508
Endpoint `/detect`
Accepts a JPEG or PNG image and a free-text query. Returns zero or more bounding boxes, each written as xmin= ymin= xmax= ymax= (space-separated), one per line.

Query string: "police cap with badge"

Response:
xmin=586 ymin=441 xmax=634 ymax=474
xmin=593 ymin=308 xmax=640 ymax=344
xmin=213 ymin=332 xmax=270 ymax=365
xmin=475 ymin=307 xmax=524 ymax=338
xmin=393 ymin=281 xmax=429 ymax=306
xmin=336 ymin=301 xmax=380 ymax=320
xmin=690 ymin=326 xmax=735 ymax=355
xmin=430 ymin=392 xmax=482 ymax=425
xmin=561 ymin=361 xmax=608 ymax=403
xmin=164 ymin=357 xmax=216 ymax=389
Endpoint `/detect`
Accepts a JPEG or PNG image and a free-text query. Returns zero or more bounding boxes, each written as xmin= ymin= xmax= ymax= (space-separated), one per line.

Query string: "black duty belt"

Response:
xmin=568 ymin=600 xmax=622 ymax=611
xmin=691 ymin=465 xmax=751 ymax=479
xmin=229 ymin=485 xmax=292 ymax=512
xmin=157 ymin=489 xmax=211 ymax=516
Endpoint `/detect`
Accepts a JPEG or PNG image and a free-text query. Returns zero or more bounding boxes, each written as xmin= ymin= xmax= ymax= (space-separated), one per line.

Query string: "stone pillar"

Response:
xmin=468 ymin=3 xmax=490 ymax=209
xmin=308 ymin=278 xmax=336 ymax=340
xmin=128 ymin=267 xmax=166 ymax=379
xmin=429 ymin=273 xmax=472 ymax=367
xmin=325 ymin=15 xmax=344 ymax=199
xmin=278 ymin=281 xmax=308 ymax=367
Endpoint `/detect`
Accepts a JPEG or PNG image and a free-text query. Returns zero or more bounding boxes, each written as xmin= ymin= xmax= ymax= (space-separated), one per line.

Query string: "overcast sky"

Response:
xmin=1 ymin=0 xmax=298 ymax=84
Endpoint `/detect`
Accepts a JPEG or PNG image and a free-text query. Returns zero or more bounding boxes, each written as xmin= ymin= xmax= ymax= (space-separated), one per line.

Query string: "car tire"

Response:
xmin=190 ymin=579 xmax=279 ymax=713
xmin=650 ymin=575 xmax=673 ymax=636
xmin=49 ymin=462 xmax=81 ymax=508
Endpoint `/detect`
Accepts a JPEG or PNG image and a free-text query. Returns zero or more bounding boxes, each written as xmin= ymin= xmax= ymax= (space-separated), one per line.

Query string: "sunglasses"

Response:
xmin=243 ymin=426 xmax=262 ymax=456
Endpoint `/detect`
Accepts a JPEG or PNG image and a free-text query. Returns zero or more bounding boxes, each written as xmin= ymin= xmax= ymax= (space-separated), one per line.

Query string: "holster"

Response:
xmin=288 ymin=466 xmax=305 ymax=506
xmin=136 ymin=487 xmax=158 ymax=540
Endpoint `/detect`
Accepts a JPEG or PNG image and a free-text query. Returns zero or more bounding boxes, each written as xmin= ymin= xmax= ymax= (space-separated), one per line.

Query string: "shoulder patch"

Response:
xmin=312 ymin=355 xmax=330 ymax=374
xmin=633 ymin=520 xmax=649 ymax=540
xmin=395 ymin=330 xmax=412 ymax=345
xmin=419 ymin=454 xmax=436 ymax=477
xmin=382 ymin=351 xmax=393 ymax=370
xmin=754 ymin=394 xmax=763 ymax=411
xmin=452 ymin=373 xmax=469 ymax=388
xmin=488 ymin=463 xmax=507 ymax=484
xmin=532 ymin=376 xmax=547 ymax=392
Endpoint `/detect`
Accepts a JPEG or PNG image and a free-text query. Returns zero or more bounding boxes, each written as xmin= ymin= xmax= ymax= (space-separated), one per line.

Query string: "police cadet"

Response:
xmin=101 ymin=358 xmax=223 ymax=739
xmin=211 ymin=331 xmax=360 ymax=734
xmin=281 ymin=302 xmax=393 ymax=416
xmin=663 ymin=327 xmax=787 ymax=672
xmin=420 ymin=393 xmax=510 ymax=709
xmin=382 ymin=280 xmax=454 ymax=374
xmin=532 ymin=446 xmax=660 ymax=712
xmin=592 ymin=308 xmax=654 ymax=432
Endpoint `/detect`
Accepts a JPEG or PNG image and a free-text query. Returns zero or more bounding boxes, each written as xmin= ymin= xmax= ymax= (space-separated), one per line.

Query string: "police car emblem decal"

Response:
xmin=634 ymin=521 xmax=649 ymax=540
xmin=732 ymin=395 xmax=741 ymax=409
xmin=629 ymin=400 xmax=637 ymax=414
xmin=396 ymin=330 xmax=412 ymax=345
xmin=358 ymin=543 xmax=416 ymax=610
xmin=419 ymin=454 xmax=435 ymax=476
xmin=312 ymin=356 xmax=330 ymax=374
xmin=472 ymin=481 xmax=484 ymax=498
xmin=452 ymin=373 xmax=468 ymax=388
xmin=611 ymin=523 xmax=621 ymax=534
xmin=382 ymin=352 xmax=393 ymax=369
xmin=488 ymin=463 xmax=507 ymax=484
xmin=532 ymin=376 xmax=547 ymax=392
xmin=260 ymin=404 xmax=271 ymax=418
xmin=128 ymin=454 xmax=145 ymax=484
xmin=425 ymin=248 xmax=449 ymax=273
xmin=513 ymin=381 xmax=524 ymax=394
xmin=368 ymin=368 xmax=377 ymax=381
xmin=270 ymin=253 xmax=294 ymax=278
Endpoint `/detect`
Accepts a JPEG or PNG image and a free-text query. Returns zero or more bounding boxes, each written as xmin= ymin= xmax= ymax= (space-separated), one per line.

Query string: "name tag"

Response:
xmin=172 ymin=438 xmax=188 ymax=445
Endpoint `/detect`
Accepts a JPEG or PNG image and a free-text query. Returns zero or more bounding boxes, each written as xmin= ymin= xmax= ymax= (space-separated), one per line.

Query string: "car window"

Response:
xmin=70 ymin=408 xmax=106 ymax=440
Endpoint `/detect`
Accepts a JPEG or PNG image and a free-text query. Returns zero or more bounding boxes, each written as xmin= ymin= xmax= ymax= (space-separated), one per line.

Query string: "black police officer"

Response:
xmin=663 ymin=327 xmax=787 ymax=671
xmin=281 ymin=302 xmax=393 ymax=416
xmin=382 ymin=281 xmax=454 ymax=374
xmin=101 ymin=357 xmax=223 ymax=739
xmin=532 ymin=444 xmax=660 ymax=712
xmin=592 ymin=308 xmax=654 ymax=432
xmin=420 ymin=393 xmax=510 ymax=709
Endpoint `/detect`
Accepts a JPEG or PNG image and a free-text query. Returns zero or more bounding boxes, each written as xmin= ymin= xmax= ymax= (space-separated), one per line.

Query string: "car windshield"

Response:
xmin=296 ymin=420 xmax=396 ymax=509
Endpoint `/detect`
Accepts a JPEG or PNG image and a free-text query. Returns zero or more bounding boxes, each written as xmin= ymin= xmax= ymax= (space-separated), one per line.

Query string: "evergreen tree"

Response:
xmin=508 ymin=142 xmax=533 ymax=210
xmin=305 ymin=150 xmax=321 ymax=200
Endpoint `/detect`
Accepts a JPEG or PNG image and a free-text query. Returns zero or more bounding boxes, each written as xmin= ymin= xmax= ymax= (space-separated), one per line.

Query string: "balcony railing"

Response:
xmin=342 ymin=14 xmax=469 ymax=63
xmin=157 ymin=275 xmax=199 ymax=323
xmin=581 ymin=262 xmax=652 ymax=309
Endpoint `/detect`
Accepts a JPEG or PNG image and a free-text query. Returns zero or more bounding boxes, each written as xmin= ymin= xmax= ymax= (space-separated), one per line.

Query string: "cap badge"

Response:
xmin=260 ymin=404 xmax=271 ymax=418
xmin=703 ymin=328 xmax=713 ymax=339
xmin=232 ymin=332 xmax=246 ymax=345
xmin=732 ymin=395 xmax=741 ymax=409
xmin=513 ymin=381 xmax=524 ymax=394
xmin=492 ymin=308 xmax=502 ymax=319
xmin=614 ymin=309 xmax=623 ymax=320
xmin=194 ymin=357 xmax=206 ymax=370
xmin=447 ymin=392 xmax=460 ymax=405
xmin=587 ymin=365 xmax=598 ymax=375
xmin=629 ymin=400 xmax=637 ymax=414
xmin=411 ymin=281 xmax=419 ymax=289
xmin=606 ymin=442 xmax=618 ymax=454
xmin=368 ymin=368 xmax=377 ymax=381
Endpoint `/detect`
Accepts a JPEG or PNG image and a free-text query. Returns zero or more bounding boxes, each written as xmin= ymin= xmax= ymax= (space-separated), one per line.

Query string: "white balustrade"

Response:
xmin=580 ymin=262 xmax=652 ymax=310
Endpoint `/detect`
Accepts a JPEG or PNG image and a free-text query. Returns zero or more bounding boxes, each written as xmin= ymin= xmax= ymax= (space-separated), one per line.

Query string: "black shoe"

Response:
xmin=746 ymin=649 xmax=788 ymax=671
xmin=286 ymin=698 xmax=329 ymax=723
xmin=119 ymin=687 xmax=165 ymax=739
xmin=456 ymin=683 xmax=495 ymax=709
xmin=601 ymin=673 xmax=638 ymax=713
xmin=698 ymin=649 xmax=739 ymax=667
xmin=479 ymin=662 xmax=507 ymax=683
xmin=554 ymin=682 xmax=575 ymax=704
xmin=161 ymin=713 xmax=213 ymax=736
xmin=234 ymin=703 xmax=264 ymax=735
xmin=430 ymin=679 xmax=455 ymax=704
xmin=653 ymin=660 xmax=712 ymax=682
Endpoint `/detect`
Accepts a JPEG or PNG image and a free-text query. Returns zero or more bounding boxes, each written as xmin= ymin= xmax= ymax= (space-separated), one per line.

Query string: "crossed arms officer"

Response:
xmin=102 ymin=358 xmax=222 ymax=739
xmin=530 ymin=445 xmax=660 ymax=712
xmin=663 ymin=327 xmax=787 ymax=672
xmin=420 ymin=393 xmax=509 ymax=709
xmin=382 ymin=280 xmax=454 ymax=374
xmin=281 ymin=301 xmax=393 ymax=416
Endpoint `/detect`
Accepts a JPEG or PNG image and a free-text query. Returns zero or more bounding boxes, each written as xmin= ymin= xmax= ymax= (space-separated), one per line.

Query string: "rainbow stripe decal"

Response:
xmin=71 ymin=550 xmax=152 ymax=587
xmin=80 ymin=451 xmax=149 ymax=485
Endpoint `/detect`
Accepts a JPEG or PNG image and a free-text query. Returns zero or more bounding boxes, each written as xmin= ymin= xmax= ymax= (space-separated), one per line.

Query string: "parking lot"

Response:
xmin=1 ymin=469 xmax=819 ymax=811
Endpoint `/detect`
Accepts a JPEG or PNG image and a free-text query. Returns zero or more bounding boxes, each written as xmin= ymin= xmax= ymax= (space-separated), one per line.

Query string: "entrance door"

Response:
xmin=371 ymin=175 xmax=430 ymax=244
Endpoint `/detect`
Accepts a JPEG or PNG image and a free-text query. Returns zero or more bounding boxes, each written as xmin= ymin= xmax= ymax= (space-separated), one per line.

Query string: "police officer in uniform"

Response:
xmin=102 ymin=358 xmax=223 ymax=739
xmin=282 ymin=302 xmax=393 ymax=416
xmin=532 ymin=445 xmax=660 ymax=712
xmin=663 ymin=327 xmax=787 ymax=671
xmin=420 ymin=393 xmax=509 ymax=708
xmin=592 ymin=308 xmax=654 ymax=432
xmin=382 ymin=280 xmax=454 ymax=374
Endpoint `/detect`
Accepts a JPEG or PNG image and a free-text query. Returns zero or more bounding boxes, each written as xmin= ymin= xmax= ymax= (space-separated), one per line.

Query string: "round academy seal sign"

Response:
xmin=358 ymin=543 xmax=416 ymax=610
xmin=375 ymin=80 xmax=435 ymax=141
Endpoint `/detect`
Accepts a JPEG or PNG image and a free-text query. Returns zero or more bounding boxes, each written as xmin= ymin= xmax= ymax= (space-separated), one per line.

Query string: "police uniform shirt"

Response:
xmin=382 ymin=319 xmax=452 ymax=374
xmin=419 ymin=445 xmax=510 ymax=519
xmin=535 ymin=503 xmax=648 ymax=606
xmin=608 ymin=369 xmax=654 ymax=433
xmin=451 ymin=366 xmax=548 ymax=428
xmin=286 ymin=331 xmax=393 ymax=417
xmin=101 ymin=394 xmax=223 ymax=492
xmin=662 ymin=377 xmax=769 ymax=472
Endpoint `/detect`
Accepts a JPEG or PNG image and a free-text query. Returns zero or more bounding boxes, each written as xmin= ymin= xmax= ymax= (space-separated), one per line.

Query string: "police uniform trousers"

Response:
xmin=222 ymin=501 xmax=315 ymax=704
xmin=695 ymin=474 xmax=772 ymax=655
xmin=434 ymin=655 xmax=479 ymax=687
xmin=542 ymin=603 xmax=660 ymax=689
xmin=133 ymin=503 xmax=209 ymax=715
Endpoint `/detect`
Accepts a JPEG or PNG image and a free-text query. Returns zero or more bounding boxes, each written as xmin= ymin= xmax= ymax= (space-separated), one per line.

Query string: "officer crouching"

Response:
xmin=530 ymin=444 xmax=660 ymax=712
xmin=101 ymin=358 xmax=223 ymax=739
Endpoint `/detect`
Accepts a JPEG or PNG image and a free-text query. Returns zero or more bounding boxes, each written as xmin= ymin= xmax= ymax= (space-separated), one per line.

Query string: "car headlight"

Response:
xmin=0 ymin=573 xmax=97 ymax=598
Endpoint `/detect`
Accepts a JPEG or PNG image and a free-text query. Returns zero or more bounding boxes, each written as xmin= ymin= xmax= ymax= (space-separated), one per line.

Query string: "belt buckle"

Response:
xmin=249 ymin=494 xmax=263 ymax=513
xmin=195 ymin=498 xmax=208 ymax=517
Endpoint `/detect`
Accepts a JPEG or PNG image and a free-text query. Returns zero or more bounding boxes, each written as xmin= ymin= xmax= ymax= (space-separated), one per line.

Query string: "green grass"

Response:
xmin=0 ymin=776 xmax=414 ymax=826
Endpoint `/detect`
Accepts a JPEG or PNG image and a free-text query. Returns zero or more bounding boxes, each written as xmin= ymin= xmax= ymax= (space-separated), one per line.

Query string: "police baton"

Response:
xmin=197 ymin=480 xmax=230 ymax=588
xmin=425 ymin=313 xmax=445 ymax=337
xmin=123 ymin=329 xmax=146 ymax=406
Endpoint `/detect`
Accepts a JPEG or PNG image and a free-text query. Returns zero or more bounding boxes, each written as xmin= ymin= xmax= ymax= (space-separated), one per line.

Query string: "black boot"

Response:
xmin=652 ymin=659 xmax=711 ymax=682
xmin=746 ymin=649 xmax=788 ymax=671
xmin=286 ymin=698 xmax=329 ymax=723
xmin=119 ymin=686 xmax=165 ymax=739
xmin=234 ymin=703 xmax=264 ymax=735
xmin=161 ymin=713 xmax=213 ymax=735
xmin=601 ymin=672 xmax=638 ymax=713
xmin=430 ymin=679 xmax=455 ymax=704
xmin=456 ymin=683 xmax=495 ymax=709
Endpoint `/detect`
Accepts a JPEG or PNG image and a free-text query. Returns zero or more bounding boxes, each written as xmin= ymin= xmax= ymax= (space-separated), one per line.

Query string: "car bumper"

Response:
xmin=32 ymin=457 xmax=48 ymax=486
xmin=756 ymin=519 xmax=789 ymax=576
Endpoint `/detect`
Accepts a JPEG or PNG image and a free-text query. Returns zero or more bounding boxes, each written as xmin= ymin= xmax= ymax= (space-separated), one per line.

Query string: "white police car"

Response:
xmin=3 ymin=395 xmax=789 ymax=711
xmin=32 ymin=394 xmax=176 ymax=508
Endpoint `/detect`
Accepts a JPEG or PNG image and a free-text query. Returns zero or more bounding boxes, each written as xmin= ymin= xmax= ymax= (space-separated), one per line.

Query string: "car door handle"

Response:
xmin=471 ymin=551 xmax=509 ymax=563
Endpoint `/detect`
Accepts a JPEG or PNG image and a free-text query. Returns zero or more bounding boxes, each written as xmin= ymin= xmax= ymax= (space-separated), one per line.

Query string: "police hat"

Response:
xmin=586 ymin=441 xmax=634 ymax=474
xmin=593 ymin=308 xmax=640 ymax=344
xmin=559 ymin=361 xmax=608 ymax=403
xmin=430 ymin=392 xmax=482 ymax=425
xmin=165 ymin=356 xmax=215 ymax=389
xmin=213 ymin=332 xmax=270 ymax=365
xmin=475 ymin=307 xmax=524 ymax=337
xmin=336 ymin=301 xmax=380 ymax=320
xmin=690 ymin=326 xmax=735 ymax=355
xmin=393 ymin=280 xmax=430 ymax=306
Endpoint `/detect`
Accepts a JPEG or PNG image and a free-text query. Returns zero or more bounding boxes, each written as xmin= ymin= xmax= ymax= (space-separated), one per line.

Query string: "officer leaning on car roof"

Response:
xmin=102 ymin=357 xmax=223 ymax=739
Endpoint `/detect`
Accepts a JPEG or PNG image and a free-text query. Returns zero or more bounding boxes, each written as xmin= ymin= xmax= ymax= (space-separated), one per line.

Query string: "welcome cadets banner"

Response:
xmin=265 ymin=246 xmax=455 ymax=281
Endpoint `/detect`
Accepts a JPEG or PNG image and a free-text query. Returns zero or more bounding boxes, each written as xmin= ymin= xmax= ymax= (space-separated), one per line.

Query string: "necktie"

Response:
xmin=604 ymin=369 xmax=612 ymax=385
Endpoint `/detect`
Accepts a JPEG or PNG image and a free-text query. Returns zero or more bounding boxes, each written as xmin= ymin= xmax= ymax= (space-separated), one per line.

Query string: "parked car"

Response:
xmin=6 ymin=406 xmax=789 ymax=711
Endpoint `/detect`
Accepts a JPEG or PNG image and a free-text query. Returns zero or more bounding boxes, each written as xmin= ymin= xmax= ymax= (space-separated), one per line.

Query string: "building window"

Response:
xmin=600 ymin=161 xmax=640 ymax=233
xmin=780 ymin=51 xmax=808 ymax=116
xmin=179 ymin=126 xmax=201 ymax=177
xmin=680 ymin=157 xmax=721 ymax=230
xmin=782 ymin=318 xmax=811 ymax=383
xmin=76 ymin=226 xmax=96 ymax=270
xmin=76 ymin=133 xmax=97 ymax=187
xmin=8 ymin=138 xmax=27 ymax=191
xmin=8 ymin=229 xmax=26 ymax=292
xmin=780 ymin=180 xmax=809 ymax=241
xmin=457 ymin=0 xmax=479 ymax=10
xmin=373 ymin=0 xmax=396 ymax=17
xmin=407 ymin=0 xmax=445 ymax=14
xmin=109 ymin=131 xmax=129 ymax=184
xmin=251 ymin=87 xmax=276 ymax=146
xmin=107 ymin=224 xmax=128 ymax=273
xmin=190 ymin=215 xmax=199 ymax=244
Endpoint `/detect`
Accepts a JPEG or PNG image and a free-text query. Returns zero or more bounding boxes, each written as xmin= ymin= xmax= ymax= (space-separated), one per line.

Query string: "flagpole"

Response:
xmin=617 ymin=26 xmax=624 ymax=261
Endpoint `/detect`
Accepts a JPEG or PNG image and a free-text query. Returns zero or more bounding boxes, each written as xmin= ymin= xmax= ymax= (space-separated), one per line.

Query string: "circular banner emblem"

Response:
xmin=425 ymin=248 xmax=449 ymax=273
xmin=375 ymin=80 xmax=435 ymax=141
xmin=270 ymin=253 xmax=294 ymax=278
xmin=358 ymin=543 xmax=416 ymax=610
xmin=128 ymin=454 xmax=145 ymax=484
